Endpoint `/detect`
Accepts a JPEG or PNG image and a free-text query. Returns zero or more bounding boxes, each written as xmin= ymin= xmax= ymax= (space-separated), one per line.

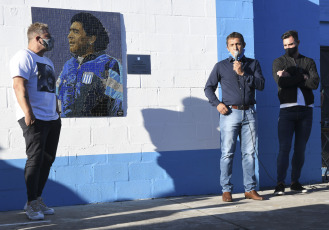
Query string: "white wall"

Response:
xmin=0 ymin=0 xmax=219 ymax=160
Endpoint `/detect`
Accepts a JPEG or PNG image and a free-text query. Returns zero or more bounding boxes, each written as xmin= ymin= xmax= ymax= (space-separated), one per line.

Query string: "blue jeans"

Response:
xmin=220 ymin=106 xmax=257 ymax=193
xmin=277 ymin=106 xmax=313 ymax=184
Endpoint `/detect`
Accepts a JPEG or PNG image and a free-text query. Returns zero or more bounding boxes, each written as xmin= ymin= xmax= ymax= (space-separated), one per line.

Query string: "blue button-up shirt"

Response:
xmin=204 ymin=56 xmax=265 ymax=107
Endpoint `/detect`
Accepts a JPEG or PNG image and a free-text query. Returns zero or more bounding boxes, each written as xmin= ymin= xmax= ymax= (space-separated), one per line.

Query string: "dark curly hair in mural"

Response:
xmin=71 ymin=12 xmax=110 ymax=52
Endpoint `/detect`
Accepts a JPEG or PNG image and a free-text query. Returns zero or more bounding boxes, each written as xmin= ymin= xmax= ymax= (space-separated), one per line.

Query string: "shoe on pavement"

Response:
xmin=290 ymin=182 xmax=308 ymax=193
xmin=37 ymin=197 xmax=55 ymax=215
xmin=245 ymin=190 xmax=264 ymax=200
xmin=24 ymin=200 xmax=44 ymax=220
xmin=222 ymin=192 xmax=232 ymax=202
xmin=274 ymin=183 xmax=285 ymax=195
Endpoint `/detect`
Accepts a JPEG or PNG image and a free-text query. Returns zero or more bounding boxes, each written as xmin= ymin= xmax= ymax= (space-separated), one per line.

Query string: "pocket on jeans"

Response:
xmin=18 ymin=117 xmax=26 ymax=128
xmin=18 ymin=117 xmax=36 ymax=129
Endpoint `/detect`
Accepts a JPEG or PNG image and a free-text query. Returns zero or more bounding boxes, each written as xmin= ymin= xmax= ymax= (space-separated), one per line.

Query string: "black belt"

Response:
xmin=231 ymin=105 xmax=250 ymax=110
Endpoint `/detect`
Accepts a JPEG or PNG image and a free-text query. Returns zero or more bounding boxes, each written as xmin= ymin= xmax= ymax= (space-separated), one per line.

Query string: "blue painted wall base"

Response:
xmin=1 ymin=149 xmax=244 ymax=211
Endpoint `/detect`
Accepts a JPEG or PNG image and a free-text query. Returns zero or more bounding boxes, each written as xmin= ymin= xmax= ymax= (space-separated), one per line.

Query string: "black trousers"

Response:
xmin=18 ymin=117 xmax=61 ymax=202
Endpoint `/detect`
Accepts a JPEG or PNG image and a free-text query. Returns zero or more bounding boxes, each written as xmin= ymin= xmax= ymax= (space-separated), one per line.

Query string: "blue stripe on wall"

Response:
xmin=0 ymin=150 xmax=218 ymax=211
xmin=254 ymin=0 xmax=322 ymax=188
xmin=0 ymin=148 xmax=251 ymax=211
xmin=215 ymin=0 xmax=255 ymax=61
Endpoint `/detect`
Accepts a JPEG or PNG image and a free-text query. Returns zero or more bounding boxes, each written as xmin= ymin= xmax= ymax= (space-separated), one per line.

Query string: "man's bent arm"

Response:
xmin=298 ymin=59 xmax=319 ymax=90
xmin=205 ymin=63 xmax=221 ymax=107
xmin=272 ymin=58 xmax=303 ymax=88
xmin=13 ymin=76 xmax=35 ymax=125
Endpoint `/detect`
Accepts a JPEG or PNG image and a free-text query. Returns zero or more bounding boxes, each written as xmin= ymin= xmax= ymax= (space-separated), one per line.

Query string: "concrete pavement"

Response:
xmin=0 ymin=183 xmax=328 ymax=230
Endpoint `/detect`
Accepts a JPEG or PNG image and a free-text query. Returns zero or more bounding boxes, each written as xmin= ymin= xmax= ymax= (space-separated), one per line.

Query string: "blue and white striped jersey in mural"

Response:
xmin=56 ymin=52 xmax=123 ymax=117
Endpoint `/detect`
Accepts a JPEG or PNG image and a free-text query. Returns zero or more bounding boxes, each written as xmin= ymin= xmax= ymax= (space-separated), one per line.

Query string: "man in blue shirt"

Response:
xmin=205 ymin=32 xmax=265 ymax=202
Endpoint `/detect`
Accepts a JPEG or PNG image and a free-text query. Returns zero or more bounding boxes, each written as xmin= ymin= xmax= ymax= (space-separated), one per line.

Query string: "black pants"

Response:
xmin=18 ymin=117 xmax=61 ymax=202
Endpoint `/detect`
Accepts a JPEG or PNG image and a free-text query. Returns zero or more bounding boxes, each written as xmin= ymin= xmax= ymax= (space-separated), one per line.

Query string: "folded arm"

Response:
xmin=272 ymin=58 xmax=303 ymax=88
xmin=297 ymin=59 xmax=320 ymax=90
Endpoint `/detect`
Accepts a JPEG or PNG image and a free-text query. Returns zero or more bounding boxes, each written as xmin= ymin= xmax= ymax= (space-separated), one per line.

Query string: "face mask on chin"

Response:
xmin=42 ymin=37 xmax=55 ymax=51
xmin=285 ymin=46 xmax=298 ymax=57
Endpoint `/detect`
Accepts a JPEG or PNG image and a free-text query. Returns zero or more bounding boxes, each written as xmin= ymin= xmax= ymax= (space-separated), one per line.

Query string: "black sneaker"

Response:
xmin=290 ymin=182 xmax=308 ymax=193
xmin=274 ymin=183 xmax=285 ymax=195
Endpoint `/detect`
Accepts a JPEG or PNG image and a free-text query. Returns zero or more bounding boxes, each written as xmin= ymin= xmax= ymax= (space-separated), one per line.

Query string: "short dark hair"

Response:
xmin=281 ymin=30 xmax=299 ymax=42
xmin=71 ymin=12 xmax=109 ymax=52
xmin=226 ymin=32 xmax=246 ymax=47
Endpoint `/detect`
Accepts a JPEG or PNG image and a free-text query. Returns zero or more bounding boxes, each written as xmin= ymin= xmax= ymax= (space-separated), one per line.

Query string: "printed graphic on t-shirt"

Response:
xmin=37 ymin=62 xmax=55 ymax=93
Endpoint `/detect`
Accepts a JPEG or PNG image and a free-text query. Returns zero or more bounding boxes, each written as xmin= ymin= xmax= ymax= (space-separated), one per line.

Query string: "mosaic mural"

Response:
xmin=32 ymin=7 xmax=124 ymax=117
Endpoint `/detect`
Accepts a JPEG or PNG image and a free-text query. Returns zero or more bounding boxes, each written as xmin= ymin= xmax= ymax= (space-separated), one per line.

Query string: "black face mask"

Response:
xmin=285 ymin=46 xmax=298 ymax=57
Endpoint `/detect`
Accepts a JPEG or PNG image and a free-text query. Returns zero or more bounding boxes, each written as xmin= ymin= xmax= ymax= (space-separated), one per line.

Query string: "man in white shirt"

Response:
xmin=10 ymin=22 xmax=61 ymax=220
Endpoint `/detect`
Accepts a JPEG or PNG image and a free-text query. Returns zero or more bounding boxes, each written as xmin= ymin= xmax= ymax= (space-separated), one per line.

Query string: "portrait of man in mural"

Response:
xmin=56 ymin=12 xmax=123 ymax=117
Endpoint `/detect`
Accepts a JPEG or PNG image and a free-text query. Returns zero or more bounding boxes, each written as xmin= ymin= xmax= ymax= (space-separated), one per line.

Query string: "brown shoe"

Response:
xmin=222 ymin=192 xmax=232 ymax=202
xmin=245 ymin=190 xmax=264 ymax=200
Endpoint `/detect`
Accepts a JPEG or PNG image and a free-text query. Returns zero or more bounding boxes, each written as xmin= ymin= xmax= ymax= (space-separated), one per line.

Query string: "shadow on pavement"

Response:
xmin=0 ymin=186 xmax=328 ymax=230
